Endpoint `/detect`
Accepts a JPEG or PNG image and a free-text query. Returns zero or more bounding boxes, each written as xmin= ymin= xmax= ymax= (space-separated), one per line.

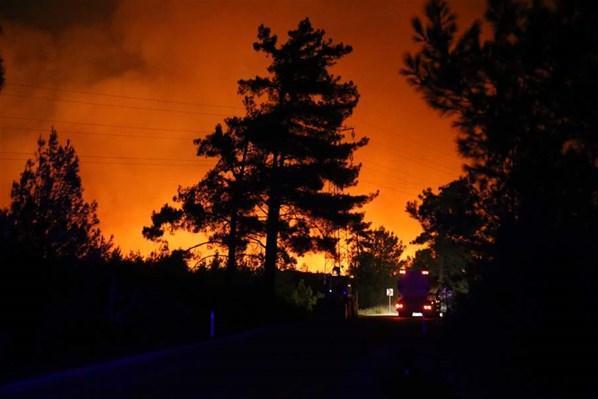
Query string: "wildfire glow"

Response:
xmin=0 ymin=0 xmax=485 ymax=270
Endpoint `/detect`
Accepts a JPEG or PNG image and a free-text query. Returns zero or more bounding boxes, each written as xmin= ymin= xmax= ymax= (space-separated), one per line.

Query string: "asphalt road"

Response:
xmin=0 ymin=316 xmax=454 ymax=398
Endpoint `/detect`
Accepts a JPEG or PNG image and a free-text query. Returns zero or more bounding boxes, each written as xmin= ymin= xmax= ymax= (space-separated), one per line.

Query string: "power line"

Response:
xmin=357 ymin=164 xmax=432 ymax=188
xmin=363 ymin=144 xmax=457 ymax=173
xmin=389 ymin=148 xmax=457 ymax=173
xmin=360 ymin=179 xmax=419 ymax=196
xmin=0 ymin=125 xmax=198 ymax=141
xmin=355 ymin=118 xmax=458 ymax=158
xmin=0 ymin=153 xmax=446 ymax=194
xmin=0 ymin=85 xmax=459 ymax=171
xmin=0 ymin=157 xmax=214 ymax=168
xmin=0 ymin=161 xmax=211 ymax=169
xmin=0 ymin=122 xmax=460 ymax=175
xmin=0 ymin=119 xmax=460 ymax=191
xmin=0 ymin=129 xmax=458 ymax=188
xmin=1 ymin=93 xmax=232 ymax=117
xmin=0 ymin=107 xmax=459 ymax=174
xmin=0 ymin=115 xmax=203 ymax=133
xmin=0 ymin=151 xmax=212 ymax=164
xmin=5 ymin=82 xmax=244 ymax=110
xmin=0 ymin=158 xmax=442 ymax=196
xmin=360 ymin=153 xmax=458 ymax=178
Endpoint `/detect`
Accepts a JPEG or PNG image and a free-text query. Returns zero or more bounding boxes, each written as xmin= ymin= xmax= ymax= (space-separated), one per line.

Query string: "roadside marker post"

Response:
xmin=386 ymin=288 xmax=394 ymax=314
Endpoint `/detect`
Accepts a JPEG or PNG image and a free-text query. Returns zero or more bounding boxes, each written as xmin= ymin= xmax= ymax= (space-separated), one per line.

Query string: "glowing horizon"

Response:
xmin=0 ymin=0 xmax=485 ymax=271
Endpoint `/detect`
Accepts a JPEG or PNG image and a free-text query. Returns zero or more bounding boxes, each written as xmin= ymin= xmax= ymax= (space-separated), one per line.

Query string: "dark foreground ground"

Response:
xmin=0 ymin=316 xmax=455 ymax=398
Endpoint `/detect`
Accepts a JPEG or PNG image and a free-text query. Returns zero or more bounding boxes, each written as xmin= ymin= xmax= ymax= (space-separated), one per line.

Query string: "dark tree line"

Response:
xmin=145 ymin=19 xmax=374 ymax=290
xmin=404 ymin=0 xmax=597 ymax=396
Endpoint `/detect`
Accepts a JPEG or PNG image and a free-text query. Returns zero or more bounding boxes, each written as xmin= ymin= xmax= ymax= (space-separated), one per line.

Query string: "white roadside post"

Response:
xmin=386 ymin=288 xmax=394 ymax=314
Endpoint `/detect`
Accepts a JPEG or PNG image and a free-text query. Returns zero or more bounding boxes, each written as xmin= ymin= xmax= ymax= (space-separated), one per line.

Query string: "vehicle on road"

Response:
xmin=394 ymin=269 xmax=439 ymax=318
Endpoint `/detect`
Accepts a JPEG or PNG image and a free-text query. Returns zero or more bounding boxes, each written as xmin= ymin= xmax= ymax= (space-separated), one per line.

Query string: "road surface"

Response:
xmin=0 ymin=316 xmax=455 ymax=398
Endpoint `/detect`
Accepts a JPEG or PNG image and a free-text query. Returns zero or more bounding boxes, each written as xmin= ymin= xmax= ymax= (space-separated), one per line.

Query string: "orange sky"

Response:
xmin=0 ymin=0 xmax=485 ymax=271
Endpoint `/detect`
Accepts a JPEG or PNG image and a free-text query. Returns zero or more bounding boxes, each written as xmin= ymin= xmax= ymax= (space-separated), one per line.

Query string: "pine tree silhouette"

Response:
xmin=239 ymin=18 xmax=375 ymax=288
xmin=8 ymin=129 xmax=112 ymax=260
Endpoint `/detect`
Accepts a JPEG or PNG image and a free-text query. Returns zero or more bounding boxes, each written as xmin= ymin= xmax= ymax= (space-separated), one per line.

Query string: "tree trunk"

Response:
xmin=264 ymin=194 xmax=280 ymax=293
xmin=226 ymin=213 xmax=238 ymax=272
xmin=226 ymin=139 xmax=248 ymax=274
xmin=264 ymin=150 xmax=282 ymax=294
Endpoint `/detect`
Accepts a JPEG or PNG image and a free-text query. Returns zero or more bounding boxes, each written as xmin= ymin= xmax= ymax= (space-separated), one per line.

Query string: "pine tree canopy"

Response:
xmin=239 ymin=18 xmax=375 ymax=272
xmin=8 ymin=129 xmax=111 ymax=260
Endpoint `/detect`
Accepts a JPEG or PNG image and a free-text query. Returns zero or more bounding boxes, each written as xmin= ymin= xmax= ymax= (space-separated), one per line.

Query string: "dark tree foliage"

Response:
xmin=6 ymin=129 xmax=111 ymax=261
xmin=404 ymin=0 xmax=597 ymax=396
xmin=406 ymin=177 xmax=489 ymax=295
xmin=143 ymin=120 xmax=261 ymax=272
xmin=349 ymin=226 xmax=405 ymax=308
xmin=240 ymin=18 xmax=374 ymax=284
xmin=403 ymin=0 xmax=596 ymax=233
xmin=409 ymin=248 xmax=435 ymax=271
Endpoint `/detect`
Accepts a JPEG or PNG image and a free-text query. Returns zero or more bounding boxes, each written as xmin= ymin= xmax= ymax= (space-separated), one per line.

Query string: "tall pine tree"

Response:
xmin=239 ymin=19 xmax=374 ymax=285
xmin=146 ymin=19 xmax=374 ymax=280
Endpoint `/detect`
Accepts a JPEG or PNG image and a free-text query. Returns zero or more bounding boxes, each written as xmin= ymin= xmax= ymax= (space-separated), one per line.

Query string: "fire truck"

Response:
xmin=394 ymin=269 xmax=439 ymax=318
